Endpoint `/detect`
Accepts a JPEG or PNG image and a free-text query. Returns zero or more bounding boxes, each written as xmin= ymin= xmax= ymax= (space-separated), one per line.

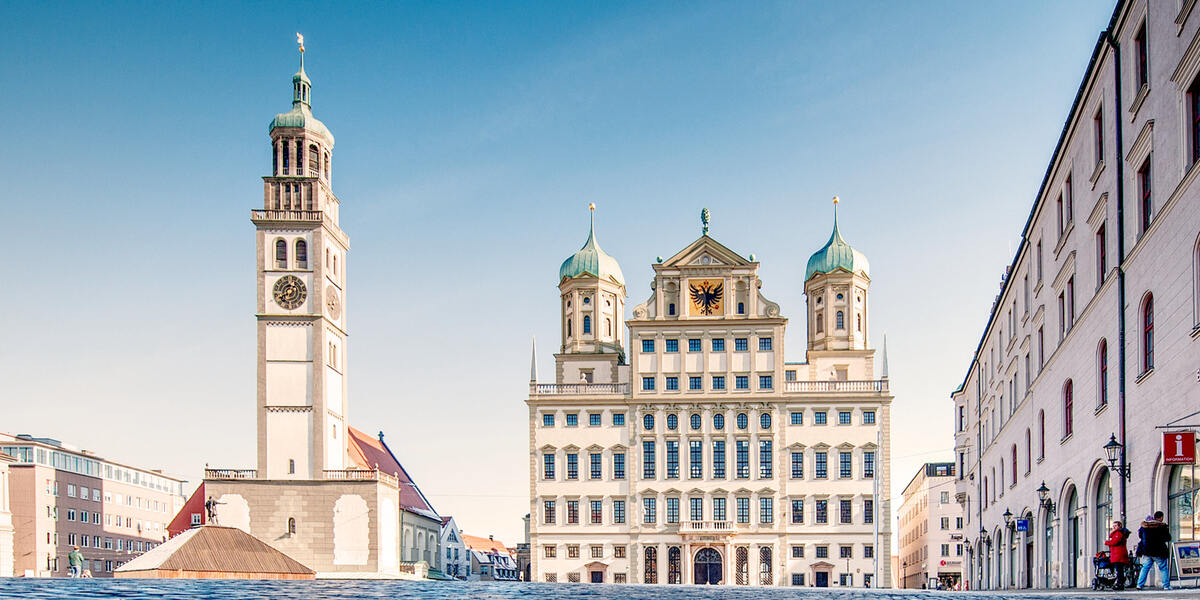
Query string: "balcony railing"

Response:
xmin=251 ymin=209 xmax=324 ymax=222
xmin=680 ymin=520 xmax=734 ymax=533
xmin=323 ymin=468 xmax=398 ymax=487
xmin=783 ymin=379 xmax=888 ymax=393
xmin=530 ymin=382 xmax=629 ymax=396
xmin=204 ymin=469 xmax=257 ymax=480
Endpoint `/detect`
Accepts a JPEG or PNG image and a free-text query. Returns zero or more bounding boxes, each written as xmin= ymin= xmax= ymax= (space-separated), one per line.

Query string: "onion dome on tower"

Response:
xmin=558 ymin=205 xmax=625 ymax=287
xmin=805 ymin=198 xmax=870 ymax=281
xmin=269 ymin=40 xmax=334 ymax=146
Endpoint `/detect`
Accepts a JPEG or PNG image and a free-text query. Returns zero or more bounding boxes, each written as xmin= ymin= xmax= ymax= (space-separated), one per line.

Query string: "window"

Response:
xmin=588 ymin=413 xmax=601 ymax=427
xmin=543 ymin=454 xmax=555 ymax=479
xmin=1067 ymin=276 xmax=1075 ymax=330
xmin=815 ymin=452 xmax=828 ymax=479
xmin=712 ymin=376 xmax=726 ymax=390
xmin=688 ymin=338 xmax=701 ymax=352
xmin=863 ymin=410 xmax=877 ymax=424
xmin=590 ymin=453 xmax=602 ymax=479
xmin=290 ymin=241 xmax=309 ymax=275
xmin=612 ymin=413 xmax=625 ymax=426
xmin=613 ymin=452 xmax=626 ymax=479
xmin=791 ymin=451 xmax=804 ymax=478
xmin=642 ymin=377 xmax=655 ymax=391
xmin=713 ymin=413 xmax=725 ymax=430
xmin=567 ymin=500 xmax=579 ymax=524
xmin=542 ymin=414 xmax=554 ymax=427
xmin=665 ymin=339 xmax=678 ymax=353
xmin=838 ymin=411 xmax=851 ymax=425
xmin=759 ymin=337 xmax=772 ymax=351
xmin=1139 ymin=159 xmax=1152 ymax=234
xmin=759 ymin=440 xmax=773 ymax=478
xmin=665 ymin=376 xmax=678 ymax=391
xmin=1191 ymin=74 xmax=1200 ymax=164
xmin=1057 ymin=192 xmax=1066 ymax=236
xmin=760 ymin=413 xmax=771 ymax=429
xmin=1038 ymin=326 xmax=1045 ymax=367
xmin=711 ymin=338 xmax=725 ymax=352
xmin=689 ymin=413 xmax=702 ymax=430
xmin=643 ymin=414 xmax=655 ymax=430
xmin=736 ymin=440 xmax=750 ymax=478
xmin=790 ymin=411 xmax=803 ymax=425
xmin=565 ymin=413 xmax=578 ymax=427
xmin=567 ymin=544 xmax=580 ymax=559
xmin=668 ymin=303 xmax=676 ymax=316
xmin=839 ymin=545 xmax=852 ymax=559
xmin=816 ymin=311 xmax=824 ymax=333
xmin=275 ymin=239 xmax=287 ymax=269
xmin=1011 ymin=444 xmax=1018 ymax=483
xmin=713 ymin=497 xmax=727 ymax=521
xmin=792 ymin=544 xmax=805 ymax=557
xmin=713 ymin=440 xmax=726 ymax=478
xmin=814 ymin=411 xmax=827 ymax=425
xmin=642 ymin=339 xmax=655 ymax=353
xmin=1094 ymin=107 xmax=1104 ymax=165
xmin=666 ymin=414 xmax=678 ymax=430
xmin=544 ymin=500 xmax=556 ymax=524
xmin=791 ymin=499 xmax=805 ymax=524
xmin=566 ymin=453 xmax=578 ymax=480
xmin=690 ymin=497 xmax=703 ymax=521
xmin=760 ymin=497 xmax=774 ymax=523
xmin=1063 ymin=380 xmax=1074 ymax=438
xmin=839 ymin=451 xmax=852 ymax=478
xmin=816 ymin=500 xmax=828 ymax=524
xmin=759 ymin=375 xmax=773 ymax=389
xmin=1098 ymin=339 xmax=1108 ymax=407
xmin=1097 ymin=224 xmax=1107 ymax=282
xmin=864 ymin=499 xmax=874 ymax=524
xmin=736 ymin=413 xmax=748 ymax=429
xmin=864 ymin=451 xmax=875 ymax=478
xmin=690 ymin=440 xmax=703 ymax=478
xmin=836 ymin=311 xmax=845 ymax=329
xmin=1142 ymin=293 xmax=1154 ymax=372
xmin=839 ymin=499 xmax=852 ymax=524
xmin=614 ymin=500 xmax=626 ymax=524
xmin=591 ymin=501 xmax=603 ymax=524
xmin=666 ymin=441 xmax=679 ymax=478
xmin=666 ymin=497 xmax=679 ymax=523
xmin=688 ymin=376 xmax=702 ymax=390
xmin=644 ymin=547 xmax=658 ymax=583
xmin=1135 ymin=23 xmax=1148 ymax=89
xmin=643 ymin=442 xmax=656 ymax=479
xmin=544 ymin=545 xmax=556 ymax=558
xmin=735 ymin=338 xmax=748 ymax=351
xmin=735 ymin=375 xmax=749 ymax=389
xmin=737 ymin=497 xmax=750 ymax=523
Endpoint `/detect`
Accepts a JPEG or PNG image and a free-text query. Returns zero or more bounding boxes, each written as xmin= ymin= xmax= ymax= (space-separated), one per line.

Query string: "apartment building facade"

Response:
xmin=897 ymin=462 xmax=963 ymax=589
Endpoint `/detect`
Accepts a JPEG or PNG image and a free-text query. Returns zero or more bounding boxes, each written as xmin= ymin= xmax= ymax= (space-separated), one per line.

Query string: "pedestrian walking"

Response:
xmin=1136 ymin=511 xmax=1172 ymax=590
xmin=1104 ymin=520 xmax=1130 ymax=589
xmin=67 ymin=546 xmax=84 ymax=578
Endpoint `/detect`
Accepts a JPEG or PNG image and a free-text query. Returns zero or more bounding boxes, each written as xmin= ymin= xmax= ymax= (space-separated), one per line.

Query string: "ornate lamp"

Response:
xmin=1103 ymin=434 xmax=1132 ymax=480
xmin=1037 ymin=481 xmax=1055 ymax=514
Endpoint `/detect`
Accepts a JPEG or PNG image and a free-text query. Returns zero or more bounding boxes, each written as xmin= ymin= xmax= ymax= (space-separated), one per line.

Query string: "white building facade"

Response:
xmin=440 ymin=516 xmax=470 ymax=579
xmin=953 ymin=0 xmax=1200 ymax=590
xmin=528 ymin=208 xmax=893 ymax=587
xmin=897 ymin=462 xmax=963 ymax=589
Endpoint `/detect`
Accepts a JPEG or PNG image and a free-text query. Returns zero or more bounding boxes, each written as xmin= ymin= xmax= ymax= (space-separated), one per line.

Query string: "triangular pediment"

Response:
xmin=661 ymin=235 xmax=753 ymax=269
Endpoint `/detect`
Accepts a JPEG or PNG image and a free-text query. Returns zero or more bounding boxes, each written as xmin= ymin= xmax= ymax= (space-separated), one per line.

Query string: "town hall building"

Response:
xmin=527 ymin=206 xmax=894 ymax=587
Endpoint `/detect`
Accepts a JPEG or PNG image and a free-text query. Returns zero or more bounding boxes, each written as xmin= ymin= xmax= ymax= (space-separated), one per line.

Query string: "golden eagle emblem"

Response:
xmin=689 ymin=281 xmax=724 ymax=315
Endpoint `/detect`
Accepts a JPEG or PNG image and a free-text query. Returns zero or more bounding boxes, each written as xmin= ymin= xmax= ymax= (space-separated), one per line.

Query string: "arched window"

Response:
xmin=583 ymin=315 xmax=591 ymax=334
xmin=333 ymin=254 xmax=338 ymax=278
xmin=295 ymin=140 xmax=303 ymax=175
xmin=735 ymin=546 xmax=749 ymax=585
xmin=324 ymin=152 xmax=330 ymax=179
xmin=295 ymin=240 xmax=308 ymax=269
xmin=275 ymin=239 xmax=288 ymax=269
xmin=308 ymin=144 xmax=320 ymax=176
xmin=1168 ymin=461 xmax=1200 ymax=542
xmin=760 ymin=413 xmax=771 ymax=430
xmin=758 ymin=545 xmax=772 ymax=585
xmin=282 ymin=139 xmax=290 ymax=174
xmin=1097 ymin=339 xmax=1108 ymax=407
xmin=836 ymin=311 xmax=845 ymax=329
xmin=273 ymin=142 xmax=279 ymax=175
xmin=983 ymin=477 xmax=989 ymax=507
xmin=816 ymin=311 xmax=824 ymax=333
xmin=999 ymin=460 xmax=1005 ymax=489
xmin=1194 ymin=234 xmax=1200 ymax=327
xmin=690 ymin=414 xmax=701 ymax=430
xmin=1095 ymin=469 xmax=1112 ymax=549
xmin=643 ymin=414 xmax=655 ymax=430
xmin=287 ymin=517 xmax=296 ymax=535
xmin=1142 ymin=293 xmax=1154 ymax=372
xmin=1011 ymin=445 xmax=1017 ymax=483
xmin=736 ymin=413 xmax=748 ymax=430
xmin=1038 ymin=409 xmax=1045 ymax=459
xmin=713 ymin=414 xmax=724 ymax=430
xmin=1063 ymin=380 xmax=1074 ymax=438
xmin=566 ymin=319 xmax=572 ymax=337
xmin=1024 ymin=429 xmax=1031 ymax=474
xmin=606 ymin=318 xmax=612 ymax=337
xmin=667 ymin=546 xmax=681 ymax=584
xmin=288 ymin=459 xmax=295 ymax=474
xmin=857 ymin=313 xmax=862 ymax=331
xmin=644 ymin=546 xmax=658 ymax=584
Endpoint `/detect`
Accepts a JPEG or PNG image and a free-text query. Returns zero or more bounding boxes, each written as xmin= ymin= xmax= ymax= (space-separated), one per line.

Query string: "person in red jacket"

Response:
xmin=1105 ymin=520 xmax=1131 ymax=589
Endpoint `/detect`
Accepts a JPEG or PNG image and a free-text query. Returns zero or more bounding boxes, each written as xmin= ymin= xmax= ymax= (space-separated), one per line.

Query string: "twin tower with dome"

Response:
xmin=527 ymin=205 xmax=893 ymax=588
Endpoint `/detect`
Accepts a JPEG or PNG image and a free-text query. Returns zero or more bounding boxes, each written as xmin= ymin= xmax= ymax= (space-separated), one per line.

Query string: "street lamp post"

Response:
xmin=902 ymin=560 xmax=907 ymax=589
xmin=1103 ymin=434 xmax=1131 ymax=480
xmin=1036 ymin=481 xmax=1056 ymax=515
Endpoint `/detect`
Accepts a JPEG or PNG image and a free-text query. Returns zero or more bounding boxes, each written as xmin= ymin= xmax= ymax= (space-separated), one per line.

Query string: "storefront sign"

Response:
xmin=1172 ymin=541 xmax=1200 ymax=578
xmin=1163 ymin=431 xmax=1197 ymax=465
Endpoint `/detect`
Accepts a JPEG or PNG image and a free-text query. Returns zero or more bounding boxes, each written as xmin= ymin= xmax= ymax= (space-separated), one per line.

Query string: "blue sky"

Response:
xmin=1 ymin=1 xmax=1115 ymax=544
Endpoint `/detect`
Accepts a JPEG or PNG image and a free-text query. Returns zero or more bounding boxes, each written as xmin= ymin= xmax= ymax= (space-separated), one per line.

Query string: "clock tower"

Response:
xmin=252 ymin=45 xmax=350 ymax=479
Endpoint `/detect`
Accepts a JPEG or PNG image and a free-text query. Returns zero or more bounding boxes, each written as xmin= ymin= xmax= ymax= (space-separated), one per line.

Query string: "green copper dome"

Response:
xmin=269 ymin=64 xmax=335 ymax=145
xmin=805 ymin=215 xmax=870 ymax=281
xmin=559 ymin=210 xmax=625 ymax=286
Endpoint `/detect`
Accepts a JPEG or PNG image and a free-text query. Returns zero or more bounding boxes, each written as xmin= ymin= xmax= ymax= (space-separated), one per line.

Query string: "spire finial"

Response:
xmin=880 ymin=332 xmax=889 ymax=379
xmin=701 ymin=208 xmax=710 ymax=236
xmin=296 ymin=32 xmax=305 ymax=68
xmin=530 ymin=336 xmax=538 ymax=382
xmin=832 ymin=195 xmax=839 ymax=224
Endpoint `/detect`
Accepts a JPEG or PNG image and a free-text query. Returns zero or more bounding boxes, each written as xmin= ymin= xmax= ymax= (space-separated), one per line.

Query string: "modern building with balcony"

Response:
xmin=952 ymin=0 xmax=1200 ymax=591
xmin=527 ymin=205 xmax=893 ymax=587
xmin=0 ymin=432 xmax=186 ymax=578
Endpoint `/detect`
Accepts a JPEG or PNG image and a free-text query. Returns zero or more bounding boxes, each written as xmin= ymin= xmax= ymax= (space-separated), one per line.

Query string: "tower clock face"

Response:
xmin=325 ymin=285 xmax=341 ymax=319
xmin=272 ymin=275 xmax=307 ymax=310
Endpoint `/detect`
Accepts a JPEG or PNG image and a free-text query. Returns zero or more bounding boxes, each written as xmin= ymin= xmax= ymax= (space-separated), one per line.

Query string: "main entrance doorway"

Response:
xmin=693 ymin=548 xmax=722 ymax=585
xmin=815 ymin=571 xmax=829 ymax=587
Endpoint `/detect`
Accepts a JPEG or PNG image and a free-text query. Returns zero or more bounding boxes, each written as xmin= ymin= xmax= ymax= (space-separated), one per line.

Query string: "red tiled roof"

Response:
xmin=346 ymin=427 xmax=438 ymax=519
xmin=462 ymin=534 xmax=511 ymax=555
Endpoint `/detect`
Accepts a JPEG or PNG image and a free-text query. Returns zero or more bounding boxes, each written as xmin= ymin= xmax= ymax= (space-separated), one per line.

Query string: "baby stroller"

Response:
xmin=1091 ymin=551 xmax=1122 ymax=590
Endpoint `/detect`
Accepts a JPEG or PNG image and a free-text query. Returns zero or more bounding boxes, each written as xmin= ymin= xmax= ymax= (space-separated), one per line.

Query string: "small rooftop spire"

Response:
xmin=292 ymin=33 xmax=311 ymax=109
xmin=832 ymin=195 xmax=840 ymax=231
xmin=296 ymin=32 xmax=305 ymax=67
xmin=880 ymin=333 xmax=889 ymax=379
xmin=701 ymin=207 xmax=710 ymax=236
xmin=529 ymin=336 xmax=538 ymax=382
